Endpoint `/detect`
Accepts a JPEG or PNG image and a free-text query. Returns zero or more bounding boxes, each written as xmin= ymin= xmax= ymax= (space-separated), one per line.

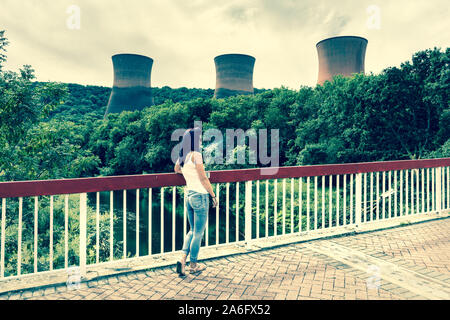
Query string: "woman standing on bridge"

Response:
xmin=174 ymin=127 xmax=218 ymax=276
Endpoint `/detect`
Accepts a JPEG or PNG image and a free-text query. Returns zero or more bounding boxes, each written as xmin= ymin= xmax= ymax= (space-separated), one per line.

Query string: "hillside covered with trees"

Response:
xmin=41 ymin=83 xmax=268 ymax=124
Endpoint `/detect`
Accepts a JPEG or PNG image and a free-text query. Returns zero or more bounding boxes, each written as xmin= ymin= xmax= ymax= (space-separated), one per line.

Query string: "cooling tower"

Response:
xmin=105 ymin=53 xmax=154 ymax=115
xmin=316 ymin=36 xmax=368 ymax=85
xmin=214 ymin=54 xmax=255 ymax=98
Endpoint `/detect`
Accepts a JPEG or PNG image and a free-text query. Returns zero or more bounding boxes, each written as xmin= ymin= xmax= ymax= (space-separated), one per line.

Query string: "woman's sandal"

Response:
xmin=188 ymin=263 xmax=206 ymax=274
xmin=176 ymin=261 xmax=186 ymax=276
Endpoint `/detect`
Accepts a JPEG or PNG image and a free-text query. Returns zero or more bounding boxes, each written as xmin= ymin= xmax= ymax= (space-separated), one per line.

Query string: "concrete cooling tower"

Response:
xmin=214 ymin=54 xmax=255 ymax=98
xmin=316 ymin=36 xmax=368 ymax=85
xmin=105 ymin=53 xmax=154 ymax=115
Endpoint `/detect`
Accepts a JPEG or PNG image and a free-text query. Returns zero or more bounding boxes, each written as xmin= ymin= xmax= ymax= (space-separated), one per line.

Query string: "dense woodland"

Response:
xmin=43 ymin=84 xmax=268 ymax=124
xmin=0 ymin=30 xmax=449 ymax=275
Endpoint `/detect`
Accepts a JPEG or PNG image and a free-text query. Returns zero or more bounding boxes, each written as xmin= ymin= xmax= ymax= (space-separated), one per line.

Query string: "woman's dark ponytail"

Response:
xmin=178 ymin=127 xmax=201 ymax=167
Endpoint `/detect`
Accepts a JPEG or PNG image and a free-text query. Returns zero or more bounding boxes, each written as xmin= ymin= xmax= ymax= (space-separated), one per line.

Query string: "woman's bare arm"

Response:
xmin=174 ymin=159 xmax=182 ymax=174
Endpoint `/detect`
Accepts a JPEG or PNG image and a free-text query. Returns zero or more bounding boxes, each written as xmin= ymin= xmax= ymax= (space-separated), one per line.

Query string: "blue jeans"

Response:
xmin=181 ymin=190 xmax=209 ymax=263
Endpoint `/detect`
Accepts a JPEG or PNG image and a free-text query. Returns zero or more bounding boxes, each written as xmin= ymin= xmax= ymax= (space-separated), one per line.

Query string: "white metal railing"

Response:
xmin=0 ymin=161 xmax=448 ymax=286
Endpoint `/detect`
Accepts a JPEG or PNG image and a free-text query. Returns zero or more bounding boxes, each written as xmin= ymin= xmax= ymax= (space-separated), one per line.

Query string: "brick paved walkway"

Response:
xmin=1 ymin=218 xmax=449 ymax=300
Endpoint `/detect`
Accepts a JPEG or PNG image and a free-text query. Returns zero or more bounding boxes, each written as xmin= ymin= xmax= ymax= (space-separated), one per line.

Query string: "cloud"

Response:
xmin=1 ymin=0 xmax=448 ymax=89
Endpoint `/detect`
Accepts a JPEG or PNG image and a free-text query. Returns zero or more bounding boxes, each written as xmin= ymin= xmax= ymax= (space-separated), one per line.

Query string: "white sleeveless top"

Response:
xmin=181 ymin=151 xmax=208 ymax=194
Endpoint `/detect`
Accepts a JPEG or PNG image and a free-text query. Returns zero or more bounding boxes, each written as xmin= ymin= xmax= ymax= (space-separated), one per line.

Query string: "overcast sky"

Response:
xmin=1 ymin=0 xmax=448 ymax=89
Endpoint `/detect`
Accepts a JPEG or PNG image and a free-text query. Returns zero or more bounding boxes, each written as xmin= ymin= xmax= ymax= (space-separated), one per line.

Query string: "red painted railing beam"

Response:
xmin=0 ymin=158 xmax=449 ymax=198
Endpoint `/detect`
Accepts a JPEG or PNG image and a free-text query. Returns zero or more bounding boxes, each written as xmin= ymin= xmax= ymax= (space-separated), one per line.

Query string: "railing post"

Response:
xmin=436 ymin=167 xmax=442 ymax=214
xmin=79 ymin=193 xmax=87 ymax=278
xmin=355 ymin=173 xmax=362 ymax=228
xmin=245 ymin=180 xmax=252 ymax=248
xmin=1 ymin=198 xmax=5 ymax=278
